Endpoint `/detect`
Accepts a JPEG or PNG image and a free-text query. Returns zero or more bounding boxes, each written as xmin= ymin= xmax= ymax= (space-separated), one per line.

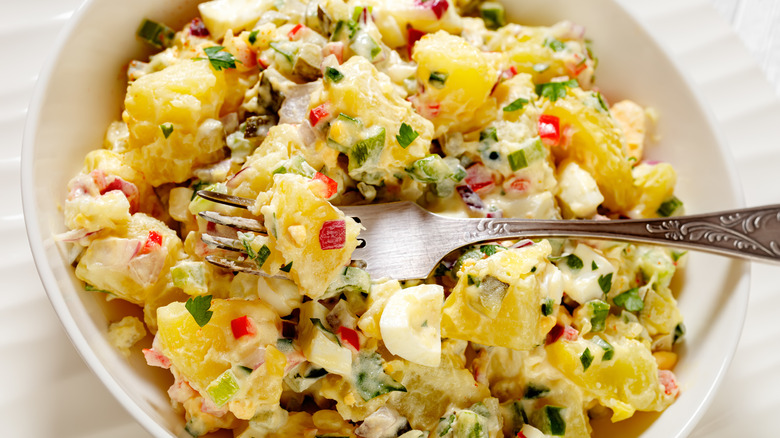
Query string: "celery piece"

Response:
xmin=136 ymin=19 xmax=175 ymax=48
xmin=352 ymin=351 xmax=406 ymax=401
xmin=171 ymin=261 xmax=207 ymax=295
xmin=406 ymin=154 xmax=451 ymax=183
xmin=508 ymin=137 xmax=545 ymax=171
xmin=479 ymin=2 xmax=506 ymax=30
xmin=206 ymin=369 xmax=240 ymax=406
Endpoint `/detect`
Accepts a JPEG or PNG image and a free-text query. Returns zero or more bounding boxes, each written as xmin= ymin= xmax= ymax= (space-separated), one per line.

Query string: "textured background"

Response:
xmin=2 ymin=0 xmax=779 ymax=436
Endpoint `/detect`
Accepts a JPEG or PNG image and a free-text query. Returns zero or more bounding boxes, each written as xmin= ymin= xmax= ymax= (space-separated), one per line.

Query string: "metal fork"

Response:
xmin=195 ymin=190 xmax=780 ymax=280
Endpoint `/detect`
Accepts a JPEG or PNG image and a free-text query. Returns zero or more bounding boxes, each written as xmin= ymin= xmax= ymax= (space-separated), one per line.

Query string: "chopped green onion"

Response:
xmin=479 ymin=2 xmax=506 ymax=30
xmin=613 ymin=287 xmax=644 ymax=312
xmin=541 ymin=298 xmax=555 ymax=316
xmin=544 ymin=37 xmax=566 ymax=52
xmin=479 ymin=127 xmax=499 ymax=144
xmin=280 ymin=262 xmax=293 ymax=273
xmin=350 ymin=128 xmax=385 ymax=168
xmin=523 ymin=383 xmax=550 ymax=399
xmin=507 ymin=137 xmax=545 ymax=171
xmin=396 ymin=122 xmax=419 ymax=148
xmin=503 ymin=97 xmax=529 ymax=112
xmin=598 ymin=273 xmax=613 ymax=294
xmin=269 ymin=41 xmax=295 ymax=63
xmin=580 ymin=347 xmax=594 ymax=371
xmin=137 ymin=19 xmax=175 ymax=49
xmin=533 ymin=63 xmax=550 ymax=73
xmin=592 ymin=335 xmax=614 ymax=360
xmin=671 ymin=250 xmax=687 ymax=263
xmin=591 ymin=261 xmax=598 ymax=270
xmin=657 ymin=196 xmax=683 ymax=217
xmin=325 ymin=67 xmax=344 ymax=82
xmin=535 ymin=79 xmax=579 ymax=102
xmin=160 ymin=123 xmax=173 ymax=139
xmin=467 ymin=274 xmax=481 ymax=287
xmin=248 ymin=30 xmax=259 ymax=45
xmin=428 ymin=71 xmax=448 ymax=89
xmin=595 ymin=92 xmax=609 ymax=112
xmin=338 ymin=113 xmax=360 ymax=124
xmin=542 ymin=406 xmax=566 ymax=436
xmin=206 ymin=369 xmax=239 ymax=406
xmin=353 ymin=351 xmax=406 ymax=401
xmin=406 ymin=154 xmax=451 ymax=183
xmin=85 ymin=284 xmax=111 ymax=294
xmin=588 ymin=299 xmax=610 ymax=332
xmin=185 ymin=294 xmax=213 ymax=327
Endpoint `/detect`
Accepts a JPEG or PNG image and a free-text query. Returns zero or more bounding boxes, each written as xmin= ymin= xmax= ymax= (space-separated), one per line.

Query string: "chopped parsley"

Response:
xmin=428 ymin=71 xmax=448 ymax=88
xmin=613 ymin=287 xmax=644 ymax=312
xmin=503 ymin=97 xmax=529 ymax=112
xmin=598 ymin=273 xmax=613 ymax=294
xmin=280 ymin=262 xmax=293 ymax=273
xmin=396 ymin=123 xmax=419 ymax=148
xmin=591 ymin=261 xmax=598 ymax=270
xmin=185 ymin=294 xmax=213 ymax=327
xmin=535 ymin=79 xmax=579 ymax=102
xmin=566 ymin=254 xmax=584 ymax=271
xmin=589 ymin=300 xmax=610 ymax=332
xmin=325 ymin=66 xmax=344 ymax=82
xmin=136 ymin=19 xmax=175 ymax=49
xmin=200 ymin=46 xmax=239 ymax=71
xmin=160 ymin=123 xmax=174 ymax=139
xmin=248 ymin=30 xmax=259 ymax=45
xmin=592 ymin=335 xmax=614 ymax=360
xmin=541 ymin=298 xmax=555 ymax=316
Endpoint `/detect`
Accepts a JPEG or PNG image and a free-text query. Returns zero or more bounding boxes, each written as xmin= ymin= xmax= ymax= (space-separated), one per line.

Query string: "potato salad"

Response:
xmin=59 ymin=0 xmax=688 ymax=436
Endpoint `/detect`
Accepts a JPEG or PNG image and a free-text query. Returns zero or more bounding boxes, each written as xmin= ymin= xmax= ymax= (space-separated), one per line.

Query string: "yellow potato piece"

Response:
xmin=546 ymin=335 xmax=675 ymax=422
xmin=541 ymin=88 xmax=636 ymax=212
xmin=441 ymin=242 xmax=557 ymax=350
xmin=260 ymin=174 xmax=361 ymax=298
xmin=627 ymin=162 xmax=677 ymax=219
xmin=228 ymin=345 xmax=287 ymax=420
xmin=413 ymin=31 xmax=498 ymax=135
xmin=156 ymin=298 xmax=280 ymax=393
xmin=123 ymin=60 xmax=227 ymax=185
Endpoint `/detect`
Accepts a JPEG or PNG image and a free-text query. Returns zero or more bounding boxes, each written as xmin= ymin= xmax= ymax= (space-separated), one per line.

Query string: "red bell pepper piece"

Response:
xmin=140 ymin=230 xmax=163 ymax=254
xmin=231 ymin=315 xmax=257 ymax=339
xmin=313 ymin=172 xmax=338 ymax=198
xmin=337 ymin=326 xmax=360 ymax=351
xmin=319 ymin=220 xmax=346 ymax=250
xmin=309 ymin=103 xmax=330 ymax=127
xmin=538 ymin=114 xmax=561 ymax=145
xmin=288 ymin=23 xmax=304 ymax=39
xmin=407 ymin=28 xmax=426 ymax=58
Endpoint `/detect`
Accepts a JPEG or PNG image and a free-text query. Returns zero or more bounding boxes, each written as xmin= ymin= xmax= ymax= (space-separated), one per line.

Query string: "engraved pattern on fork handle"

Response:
xmin=645 ymin=210 xmax=780 ymax=256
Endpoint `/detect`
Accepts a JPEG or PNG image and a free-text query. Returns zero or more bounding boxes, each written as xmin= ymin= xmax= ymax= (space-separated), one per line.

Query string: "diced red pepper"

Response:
xmin=313 ymin=172 xmax=338 ymax=199
xmin=509 ymin=177 xmax=529 ymax=192
xmin=407 ymin=28 xmax=426 ymax=58
xmin=416 ymin=0 xmax=449 ymax=19
xmin=516 ymin=432 xmax=527 ymax=438
xmin=288 ymin=23 xmax=305 ymax=39
xmin=658 ymin=370 xmax=680 ymax=397
xmin=142 ymin=348 xmax=171 ymax=369
xmin=538 ymin=114 xmax=561 ymax=145
xmin=501 ymin=66 xmax=518 ymax=81
xmin=563 ymin=326 xmax=579 ymax=341
xmin=323 ymin=42 xmax=345 ymax=64
xmin=189 ymin=18 xmax=209 ymax=37
xmin=309 ymin=103 xmax=330 ymax=127
xmin=337 ymin=326 xmax=360 ymax=351
xmin=140 ymin=230 xmax=163 ymax=254
xmin=464 ymin=163 xmax=495 ymax=193
xmin=231 ymin=315 xmax=257 ymax=339
xmin=319 ymin=220 xmax=346 ymax=250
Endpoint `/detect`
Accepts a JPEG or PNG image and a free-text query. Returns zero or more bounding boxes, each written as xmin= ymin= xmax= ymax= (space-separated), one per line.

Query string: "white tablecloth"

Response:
xmin=2 ymin=0 xmax=778 ymax=436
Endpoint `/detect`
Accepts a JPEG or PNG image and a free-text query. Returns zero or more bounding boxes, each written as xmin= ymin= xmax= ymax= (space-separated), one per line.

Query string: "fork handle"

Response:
xmin=458 ymin=204 xmax=780 ymax=264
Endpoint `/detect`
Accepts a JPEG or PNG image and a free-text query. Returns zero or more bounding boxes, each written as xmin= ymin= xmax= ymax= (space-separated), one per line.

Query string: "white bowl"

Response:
xmin=22 ymin=0 xmax=749 ymax=437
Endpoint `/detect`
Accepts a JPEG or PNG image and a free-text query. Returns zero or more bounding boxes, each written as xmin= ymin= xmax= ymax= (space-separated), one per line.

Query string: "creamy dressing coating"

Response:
xmin=59 ymin=0 xmax=687 ymax=436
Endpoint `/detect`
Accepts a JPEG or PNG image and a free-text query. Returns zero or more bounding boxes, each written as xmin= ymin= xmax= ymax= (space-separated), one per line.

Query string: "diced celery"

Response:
xmin=206 ymin=369 xmax=240 ymax=406
xmin=406 ymin=154 xmax=452 ymax=183
xmin=325 ymin=266 xmax=371 ymax=297
xmin=188 ymin=182 xmax=227 ymax=215
xmin=479 ymin=2 xmax=506 ymax=30
xmin=453 ymin=410 xmax=484 ymax=438
xmin=137 ymin=19 xmax=175 ymax=48
xmin=171 ymin=261 xmax=208 ymax=296
xmin=269 ymin=41 xmax=295 ymax=63
xmin=508 ymin=137 xmax=545 ymax=172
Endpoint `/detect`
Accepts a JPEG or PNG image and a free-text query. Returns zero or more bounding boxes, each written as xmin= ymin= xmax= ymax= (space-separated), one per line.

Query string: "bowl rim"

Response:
xmin=20 ymin=0 xmax=750 ymax=437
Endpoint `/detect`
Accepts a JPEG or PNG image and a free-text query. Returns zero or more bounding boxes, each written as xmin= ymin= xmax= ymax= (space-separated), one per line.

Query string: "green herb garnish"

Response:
xmin=160 ymin=123 xmax=174 ymax=139
xmin=613 ymin=287 xmax=644 ymax=312
xmin=544 ymin=37 xmax=566 ymax=52
xmin=325 ymin=66 xmax=344 ymax=82
xmin=503 ymin=97 xmax=529 ymax=112
xmin=428 ymin=71 xmax=448 ymax=88
xmin=535 ymin=79 xmax=579 ymax=102
xmin=580 ymin=347 xmax=594 ymax=371
xmin=280 ymin=262 xmax=293 ymax=273
xmin=589 ymin=300 xmax=610 ymax=332
xmin=657 ymin=196 xmax=683 ymax=217
xmin=541 ymin=298 xmax=555 ymax=316
xmin=248 ymin=30 xmax=259 ymax=45
xmin=396 ymin=123 xmax=419 ymax=148
xmin=592 ymin=335 xmax=614 ymax=360
xmin=598 ymin=273 xmax=613 ymax=294
xmin=185 ymin=294 xmax=213 ymax=327
xmin=200 ymin=45 xmax=239 ymax=71
xmin=566 ymin=254 xmax=584 ymax=271
xmin=137 ymin=19 xmax=175 ymax=49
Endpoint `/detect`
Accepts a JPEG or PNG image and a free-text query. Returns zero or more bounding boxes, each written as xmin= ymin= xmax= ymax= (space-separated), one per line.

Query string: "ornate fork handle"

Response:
xmin=457 ymin=204 xmax=780 ymax=264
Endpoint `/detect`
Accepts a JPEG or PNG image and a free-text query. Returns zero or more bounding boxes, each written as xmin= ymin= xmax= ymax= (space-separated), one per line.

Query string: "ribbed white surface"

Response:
xmin=5 ymin=0 xmax=779 ymax=436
